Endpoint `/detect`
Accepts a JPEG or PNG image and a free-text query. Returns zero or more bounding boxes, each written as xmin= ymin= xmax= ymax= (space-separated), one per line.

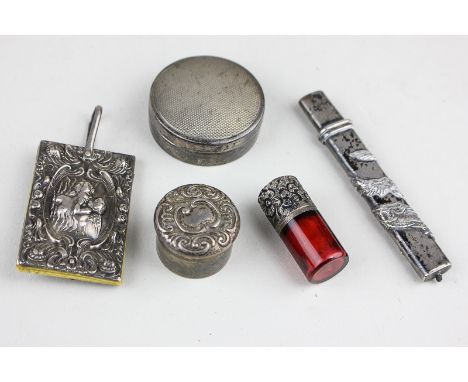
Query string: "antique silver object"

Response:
xmin=258 ymin=175 xmax=349 ymax=283
xmin=154 ymin=184 xmax=240 ymax=278
xmin=17 ymin=106 xmax=136 ymax=286
xmin=299 ymin=91 xmax=451 ymax=282
xmin=149 ymin=56 xmax=265 ymax=166
xmin=258 ymin=175 xmax=317 ymax=233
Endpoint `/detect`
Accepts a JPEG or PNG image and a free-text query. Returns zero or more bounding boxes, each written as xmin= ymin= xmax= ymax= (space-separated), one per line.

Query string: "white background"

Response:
xmin=1 ymin=36 xmax=467 ymax=346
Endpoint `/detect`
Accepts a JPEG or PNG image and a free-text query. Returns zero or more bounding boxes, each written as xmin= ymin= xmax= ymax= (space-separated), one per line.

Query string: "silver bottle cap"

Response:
xmin=154 ymin=184 xmax=240 ymax=278
xmin=258 ymin=175 xmax=317 ymax=233
xmin=149 ymin=56 xmax=265 ymax=166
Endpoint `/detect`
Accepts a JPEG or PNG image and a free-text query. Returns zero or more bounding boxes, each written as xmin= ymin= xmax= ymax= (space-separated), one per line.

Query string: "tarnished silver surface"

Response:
xmin=17 ymin=107 xmax=135 ymax=285
xmin=258 ymin=175 xmax=317 ymax=233
xmin=353 ymin=176 xmax=404 ymax=199
xmin=372 ymin=202 xmax=432 ymax=235
xmin=149 ymin=56 xmax=264 ymax=166
xmin=154 ymin=184 xmax=240 ymax=278
xmin=299 ymin=91 xmax=451 ymax=282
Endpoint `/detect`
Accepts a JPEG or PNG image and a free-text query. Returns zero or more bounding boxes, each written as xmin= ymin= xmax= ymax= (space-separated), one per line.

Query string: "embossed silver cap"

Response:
xmin=258 ymin=176 xmax=317 ymax=233
xmin=149 ymin=56 xmax=265 ymax=166
xmin=154 ymin=184 xmax=240 ymax=278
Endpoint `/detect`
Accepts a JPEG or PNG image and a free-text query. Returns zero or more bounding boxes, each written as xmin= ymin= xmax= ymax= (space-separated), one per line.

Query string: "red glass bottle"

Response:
xmin=280 ymin=210 xmax=348 ymax=283
xmin=258 ymin=175 xmax=349 ymax=283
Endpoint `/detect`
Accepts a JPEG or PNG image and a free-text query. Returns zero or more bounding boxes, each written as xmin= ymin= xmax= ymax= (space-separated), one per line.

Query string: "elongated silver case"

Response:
xmin=299 ymin=91 xmax=451 ymax=282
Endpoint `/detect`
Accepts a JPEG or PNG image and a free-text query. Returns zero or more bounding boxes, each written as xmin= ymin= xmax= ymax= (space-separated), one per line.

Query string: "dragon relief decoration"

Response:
xmin=373 ymin=202 xmax=432 ymax=235
xmin=155 ymin=184 xmax=240 ymax=256
xmin=18 ymin=140 xmax=135 ymax=283
xmin=352 ymin=176 xmax=404 ymax=199
xmin=257 ymin=175 xmax=316 ymax=231
xmin=348 ymin=148 xmax=404 ymax=199
xmin=347 ymin=148 xmax=431 ymax=236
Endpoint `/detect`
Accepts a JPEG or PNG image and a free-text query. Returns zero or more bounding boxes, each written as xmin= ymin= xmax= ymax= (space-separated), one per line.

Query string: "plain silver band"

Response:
xmin=318 ymin=119 xmax=353 ymax=144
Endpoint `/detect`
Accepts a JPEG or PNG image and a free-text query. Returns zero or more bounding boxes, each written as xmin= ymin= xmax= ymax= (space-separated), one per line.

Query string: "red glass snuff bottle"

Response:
xmin=258 ymin=175 xmax=348 ymax=283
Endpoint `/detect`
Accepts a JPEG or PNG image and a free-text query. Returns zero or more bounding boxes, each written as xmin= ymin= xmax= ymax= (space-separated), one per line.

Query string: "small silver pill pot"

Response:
xmin=149 ymin=56 xmax=265 ymax=166
xmin=154 ymin=184 xmax=240 ymax=278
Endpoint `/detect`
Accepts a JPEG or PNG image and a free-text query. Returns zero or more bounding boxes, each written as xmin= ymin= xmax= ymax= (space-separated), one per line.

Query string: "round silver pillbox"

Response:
xmin=149 ymin=56 xmax=265 ymax=166
xmin=154 ymin=184 xmax=240 ymax=278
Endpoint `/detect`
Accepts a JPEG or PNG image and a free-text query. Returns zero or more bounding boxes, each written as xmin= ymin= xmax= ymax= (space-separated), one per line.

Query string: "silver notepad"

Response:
xmin=17 ymin=107 xmax=135 ymax=285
